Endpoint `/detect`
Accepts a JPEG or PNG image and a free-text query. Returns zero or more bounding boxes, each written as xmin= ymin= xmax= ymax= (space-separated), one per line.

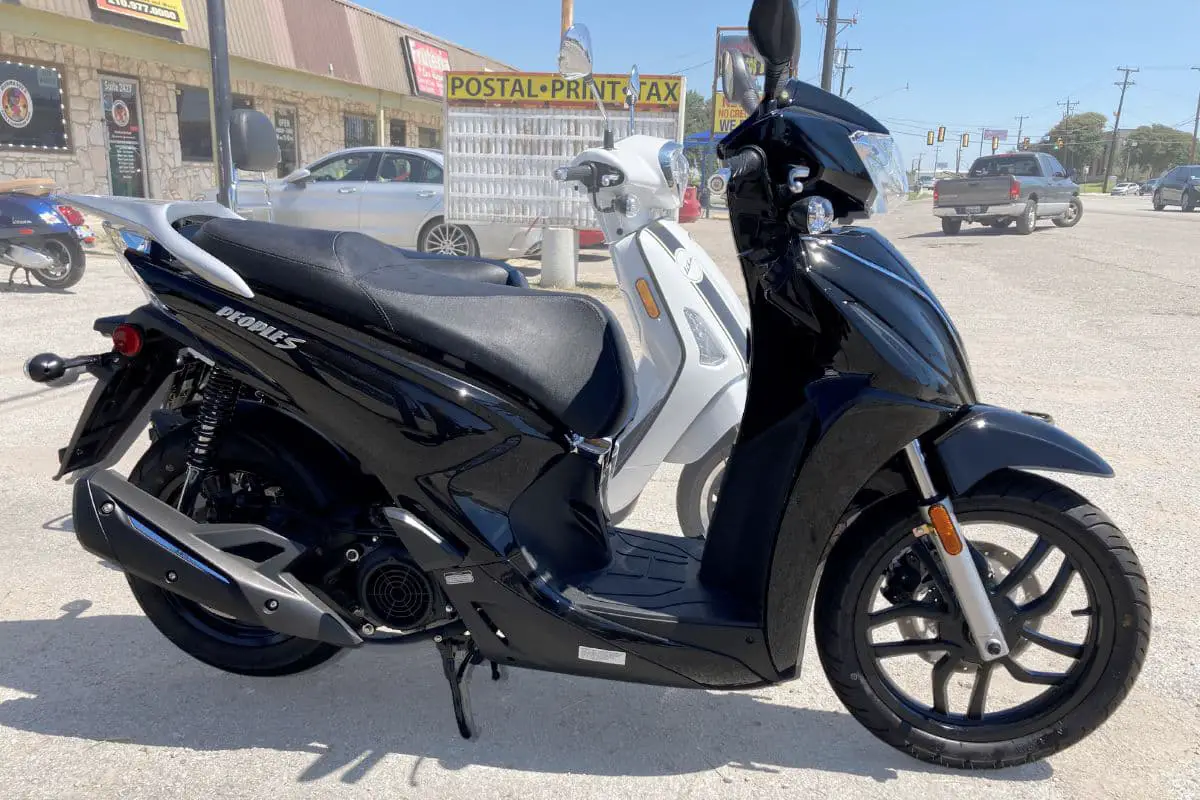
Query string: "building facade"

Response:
xmin=0 ymin=0 xmax=512 ymax=201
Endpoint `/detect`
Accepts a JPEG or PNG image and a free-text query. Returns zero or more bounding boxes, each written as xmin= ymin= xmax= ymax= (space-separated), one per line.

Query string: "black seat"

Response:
xmin=191 ymin=219 xmax=634 ymax=438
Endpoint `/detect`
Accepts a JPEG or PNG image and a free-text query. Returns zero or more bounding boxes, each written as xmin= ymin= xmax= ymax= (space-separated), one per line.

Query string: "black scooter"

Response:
xmin=25 ymin=0 xmax=1148 ymax=769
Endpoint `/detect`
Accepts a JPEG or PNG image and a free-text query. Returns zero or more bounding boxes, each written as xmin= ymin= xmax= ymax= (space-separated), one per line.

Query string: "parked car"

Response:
xmin=1140 ymin=178 xmax=1160 ymax=196
xmin=1151 ymin=164 xmax=1200 ymax=212
xmin=933 ymin=152 xmax=1082 ymax=235
xmin=1110 ymin=182 xmax=1140 ymax=196
xmin=203 ymin=147 xmax=541 ymax=259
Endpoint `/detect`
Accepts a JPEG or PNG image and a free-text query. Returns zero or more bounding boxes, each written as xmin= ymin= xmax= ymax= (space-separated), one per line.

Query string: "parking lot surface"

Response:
xmin=0 ymin=194 xmax=1196 ymax=799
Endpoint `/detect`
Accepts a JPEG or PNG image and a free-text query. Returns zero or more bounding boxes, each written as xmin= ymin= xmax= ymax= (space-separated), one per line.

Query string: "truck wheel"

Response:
xmin=1152 ymin=191 xmax=1166 ymax=211
xmin=1016 ymin=200 xmax=1037 ymax=235
xmin=1053 ymin=197 xmax=1083 ymax=228
xmin=940 ymin=219 xmax=962 ymax=235
xmin=1183 ymin=191 xmax=1196 ymax=213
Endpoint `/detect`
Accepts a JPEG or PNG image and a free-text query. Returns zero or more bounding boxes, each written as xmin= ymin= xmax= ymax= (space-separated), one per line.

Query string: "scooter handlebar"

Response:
xmin=554 ymin=164 xmax=595 ymax=184
xmin=724 ymin=148 xmax=763 ymax=180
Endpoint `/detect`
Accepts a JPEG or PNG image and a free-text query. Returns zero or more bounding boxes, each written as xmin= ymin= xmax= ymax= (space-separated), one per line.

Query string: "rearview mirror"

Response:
xmin=229 ymin=109 xmax=280 ymax=173
xmin=284 ymin=167 xmax=311 ymax=184
xmin=558 ymin=24 xmax=594 ymax=81
xmin=626 ymin=65 xmax=640 ymax=107
xmin=748 ymin=0 xmax=799 ymax=85
xmin=721 ymin=49 xmax=760 ymax=115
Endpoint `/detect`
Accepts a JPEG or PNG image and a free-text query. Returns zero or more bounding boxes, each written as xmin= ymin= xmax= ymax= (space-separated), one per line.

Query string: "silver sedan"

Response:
xmin=206 ymin=147 xmax=541 ymax=260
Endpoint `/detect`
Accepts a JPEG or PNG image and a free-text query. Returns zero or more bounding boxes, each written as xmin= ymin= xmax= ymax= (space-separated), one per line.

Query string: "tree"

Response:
xmin=684 ymin=90 xmax=712 ymax=138
xmin=1125 ymin=124 xmax=1193 ymax=176
xmin=1036 ymin=112 xmax=1107 ymax=172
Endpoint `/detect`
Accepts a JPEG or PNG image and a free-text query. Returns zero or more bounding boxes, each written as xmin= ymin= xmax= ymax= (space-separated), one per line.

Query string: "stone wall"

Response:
xmin=0 ymin=32 xmax=445 ymax=200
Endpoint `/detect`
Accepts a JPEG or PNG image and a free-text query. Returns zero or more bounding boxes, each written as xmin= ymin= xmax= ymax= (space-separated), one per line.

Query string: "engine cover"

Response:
xmin=356 ymin=546 xmax=439 ymax=631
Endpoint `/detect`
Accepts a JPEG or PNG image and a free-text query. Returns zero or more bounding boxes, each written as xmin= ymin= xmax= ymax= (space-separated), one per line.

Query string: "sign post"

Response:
xmin=206 ymin=0 xmax=235 ymax=208
xmin=442 ymin=72 xmax=684 ymax=287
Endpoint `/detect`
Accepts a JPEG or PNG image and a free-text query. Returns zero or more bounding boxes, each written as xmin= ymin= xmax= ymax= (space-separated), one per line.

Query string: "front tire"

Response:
xmin=1052 ymin=197 xmax=1083 ymax=227
xmin=419 ymin=217 xmax=479 ymax=257
xmin=814 ymin=470 xmax=1150 ymax=768
xmin=940 ymin=218 xmax=962 ymax=235
xmin=1016 ymin=200 xmax=1037 ymax=234
xmin=126 ymin=426 xmax=343 ymax=676
xmin=30 ymin=235 xmax=86 ymax=289
xmin=1153 ymin=191 xmax=1166 ymax=211
xmin=1183 ymin=190 xmax=1196 ymax=212
xmin=675 ymin=432 xmax=735 ymax=538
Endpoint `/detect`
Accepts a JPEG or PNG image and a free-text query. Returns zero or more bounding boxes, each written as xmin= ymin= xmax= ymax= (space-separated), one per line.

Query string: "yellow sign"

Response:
xmin=446 ymin=72 xmax=682 ymax=111
xmin=713 ymin=94 xmax=748 ymax=135
xmin=94 ymin=0 xmax=188 ymax=30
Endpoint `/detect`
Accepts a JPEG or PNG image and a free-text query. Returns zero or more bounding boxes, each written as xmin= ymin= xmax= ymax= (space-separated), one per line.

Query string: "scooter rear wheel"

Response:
xmin=814 ymin=469 xmax=1150 ymax=767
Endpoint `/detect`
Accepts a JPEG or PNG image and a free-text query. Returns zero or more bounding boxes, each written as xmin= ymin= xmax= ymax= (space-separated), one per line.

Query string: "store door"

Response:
xmin=100 ymin=76 xmax=147 ymax=197
xmin=274 ymin=106 xmax=298 ymax=178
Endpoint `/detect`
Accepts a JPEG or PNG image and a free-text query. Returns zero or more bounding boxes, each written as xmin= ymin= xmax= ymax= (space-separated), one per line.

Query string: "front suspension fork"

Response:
xmin=903 ymin=440 xmax=1009 ymax=662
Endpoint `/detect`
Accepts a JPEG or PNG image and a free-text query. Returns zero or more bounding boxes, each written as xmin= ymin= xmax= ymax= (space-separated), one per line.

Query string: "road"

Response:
xmin=0 ymin=194 xmax=1196 ymax=799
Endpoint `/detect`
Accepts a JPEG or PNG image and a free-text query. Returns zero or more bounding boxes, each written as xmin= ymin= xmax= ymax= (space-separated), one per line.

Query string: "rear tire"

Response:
xmin=419 ymin=217 xmax=479 ymax=257
xmin=126 ymin=426 xmax=343 ymax=676
xmin=814 ymin=470 xmax=1150 ymax=768
xmin=1183 ymin=190 xmax=1196 ymax=213
xmin=940 ymin=219 xmax=962 ymax=235
xmin=1016 ymin=200 xmax=1037 ymax=234
xmin=1152 ymin=191 xmax=1166 ymax=211
xmin=675 ymin=432 xmax=735 ymax=538
xmin=29 ymin=235 xmax=86 ymax=289
xmin=1052 ymin=197 xmax=1083 ymax=227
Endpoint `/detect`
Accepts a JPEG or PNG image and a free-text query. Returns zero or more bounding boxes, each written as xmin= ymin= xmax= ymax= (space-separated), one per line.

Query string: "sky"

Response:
xmin=367 ymin=0 xmax=1200 ymax=169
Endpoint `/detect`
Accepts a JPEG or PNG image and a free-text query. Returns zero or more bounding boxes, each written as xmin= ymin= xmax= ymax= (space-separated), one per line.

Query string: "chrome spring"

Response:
xmin=187 ymin=368 xmax=239 ymax=473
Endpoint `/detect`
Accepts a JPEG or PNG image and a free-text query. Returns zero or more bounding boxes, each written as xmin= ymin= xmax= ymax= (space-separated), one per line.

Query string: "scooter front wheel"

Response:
xmin=675 ymin=432 xmax=735 ymax=538
xmin=814 ymin=469 xmax=1150 ymax=768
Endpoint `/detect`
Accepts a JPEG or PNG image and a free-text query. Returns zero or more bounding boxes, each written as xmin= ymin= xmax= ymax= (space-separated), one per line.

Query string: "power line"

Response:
xmin=1103 ymin=66 xmax=1139 ymax=192
xmin=835 ymin=45 xmax=861 ymax=97
xmin=817 ymin=1 xmax=858 ymax=91
xmin=1058 ymin=96 xmax=1079 ymax=121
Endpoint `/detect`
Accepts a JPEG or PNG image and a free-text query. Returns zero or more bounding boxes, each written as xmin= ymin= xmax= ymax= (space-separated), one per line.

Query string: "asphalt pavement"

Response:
xmin=0 ymin=194 xmax=1197 ymax=799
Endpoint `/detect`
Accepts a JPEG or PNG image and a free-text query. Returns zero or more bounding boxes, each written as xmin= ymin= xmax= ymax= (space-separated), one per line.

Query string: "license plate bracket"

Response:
xmin=964 ymin=205 xmax=983 ymax=214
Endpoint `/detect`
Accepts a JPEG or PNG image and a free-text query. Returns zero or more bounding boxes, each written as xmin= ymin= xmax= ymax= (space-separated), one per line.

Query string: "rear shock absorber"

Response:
xmin=175 ymin=368 xmax=239 ymax=513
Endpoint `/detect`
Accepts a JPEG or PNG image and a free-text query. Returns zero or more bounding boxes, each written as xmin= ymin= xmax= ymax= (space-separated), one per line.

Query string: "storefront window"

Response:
xmin=176 ymin=85 xmax=212 ymax=162
xmin=389 ymin=119 xmax=407 ymax=147
xmin=233 ymin=94 xmax=255 ymax=109
xmin=274 ymin=105 xmax=298 ymax=178
xmin=0 ymin=59 xmax=70 ymax=151
xmin=418 ymin=126 xmax=441 ymax=149
xmin=344 ymin=114 xmax=377 ymax=148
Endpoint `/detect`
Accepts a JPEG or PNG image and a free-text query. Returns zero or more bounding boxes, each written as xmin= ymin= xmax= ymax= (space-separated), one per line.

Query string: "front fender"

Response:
xmin=665 ymin=377 xmax=746 ymax=464
xmin=933 ymin=405 xmax=1112 ymax=496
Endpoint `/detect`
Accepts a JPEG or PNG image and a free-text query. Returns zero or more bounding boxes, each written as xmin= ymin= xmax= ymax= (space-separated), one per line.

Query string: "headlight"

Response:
xmin=658 ymin=141 xmax=689 ymax=204
xmin=849 ymin=131 xmax=908 ymax=216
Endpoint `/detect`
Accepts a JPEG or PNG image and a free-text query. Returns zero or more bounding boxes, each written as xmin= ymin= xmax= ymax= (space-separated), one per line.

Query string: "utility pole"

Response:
xmin=1103 ymin=66 xmax=1139 ymax=193
xmin=1190 ymin=66 xmax=1200 ymax=163
xmin=835 ymin=46 xmax=861 ymax=97
xmin=543 ymin=0 xmax=577 ymax=288
xmin=818 ymin=2 xmax=858 ymax=91
xmin=1014 ymin=115 xmax=1028 ymax=150
xmin=207 ymin=0 xmax=235 ymax=209
xmin=978 ymin=127 xmax=985 ymax=159
xmin=1058 ymin=96 xmax=1078 ymax=122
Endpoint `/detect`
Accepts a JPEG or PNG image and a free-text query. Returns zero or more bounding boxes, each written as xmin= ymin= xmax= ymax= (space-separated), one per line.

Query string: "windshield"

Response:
xmin=969 ymin=156 xmax=1040 ymax=178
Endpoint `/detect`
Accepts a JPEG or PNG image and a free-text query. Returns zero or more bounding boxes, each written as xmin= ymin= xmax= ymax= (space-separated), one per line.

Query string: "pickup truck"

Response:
xmin=933 ymin=152 xmax=1083 ymax=235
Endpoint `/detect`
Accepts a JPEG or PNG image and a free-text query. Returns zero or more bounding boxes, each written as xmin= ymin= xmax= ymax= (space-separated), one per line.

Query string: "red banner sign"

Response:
xmin=404 ymin=37 xmax=452 ymax=99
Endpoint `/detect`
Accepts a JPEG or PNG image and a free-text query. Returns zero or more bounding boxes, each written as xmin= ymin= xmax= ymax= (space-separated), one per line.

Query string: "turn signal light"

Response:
xmin=932 ymin=184 xmax=939 ymax=203
xmin=635 ymin=278 xmax=660 ymax=319
xmin=1009 ymin=178 xmax=1021 ymax=201
xmin=928 ymin=504 xmax=963 ymax=556
xmin=111 ymin=323 xmax=144 ymax=357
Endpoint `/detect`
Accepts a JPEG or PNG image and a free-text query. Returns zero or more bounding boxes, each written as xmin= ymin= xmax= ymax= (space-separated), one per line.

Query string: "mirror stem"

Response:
xmin=763 ymin=62 xmax=785 ymax=107
xmin=586 ymin=77 xmax=614 ymax=150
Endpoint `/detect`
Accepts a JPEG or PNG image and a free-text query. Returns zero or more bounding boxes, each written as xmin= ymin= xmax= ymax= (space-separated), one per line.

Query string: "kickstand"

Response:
xmin=490 ymin=660 xmax=506 ymax=681
xmin=435 ymin=635 xmax=484 ymax=739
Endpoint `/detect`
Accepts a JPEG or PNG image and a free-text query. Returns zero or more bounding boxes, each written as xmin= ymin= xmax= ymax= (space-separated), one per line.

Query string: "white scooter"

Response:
xmin=553 ymin=44 xmax=748 ymax=537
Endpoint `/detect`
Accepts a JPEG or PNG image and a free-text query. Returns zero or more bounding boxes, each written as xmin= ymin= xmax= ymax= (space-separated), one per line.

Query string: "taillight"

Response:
xmin=56 ymin=204 xmax=85 ymax=226
xmin=1009 ymin=178 xmax=1020 ymax=201
xmin=112 ymin=323 xmax=143 ymax=357
xmin=933 ymin=183 xmax=939 ymax=203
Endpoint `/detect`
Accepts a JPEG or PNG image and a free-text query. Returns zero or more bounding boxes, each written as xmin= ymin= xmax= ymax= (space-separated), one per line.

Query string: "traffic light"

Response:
xmin=927 ymin=131 xmax=935 ymax=146
xmin=937 ymin=126 xmax=946 ymax=143
xmin=961 ymin=133 xmax=970 ymax=148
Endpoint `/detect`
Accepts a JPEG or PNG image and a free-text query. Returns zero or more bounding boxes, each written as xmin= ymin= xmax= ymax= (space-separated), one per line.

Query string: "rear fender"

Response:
xmin=932 ymin=405 xmax=1112 ymax=496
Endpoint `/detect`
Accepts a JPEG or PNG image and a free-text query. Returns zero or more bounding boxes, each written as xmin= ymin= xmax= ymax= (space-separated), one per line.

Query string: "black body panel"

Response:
xmin=933 ymin=405 xmax=1113 ymax=495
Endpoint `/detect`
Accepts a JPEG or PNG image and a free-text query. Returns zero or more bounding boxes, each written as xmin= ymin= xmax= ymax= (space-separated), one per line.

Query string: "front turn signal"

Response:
xmin=635 ymin=278 xmax=660 ymax=319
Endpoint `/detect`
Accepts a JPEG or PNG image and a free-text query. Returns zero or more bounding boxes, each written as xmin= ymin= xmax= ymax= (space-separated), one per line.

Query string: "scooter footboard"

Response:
xmin=74 ymin=469 xmax=362 ymax=647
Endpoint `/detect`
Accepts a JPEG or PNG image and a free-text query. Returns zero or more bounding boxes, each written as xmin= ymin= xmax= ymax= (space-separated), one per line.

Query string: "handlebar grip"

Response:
xmin=555 ymin=164 xmax=594 ymax=183
xmin=724 ymin=148 xmax=763 ymax=180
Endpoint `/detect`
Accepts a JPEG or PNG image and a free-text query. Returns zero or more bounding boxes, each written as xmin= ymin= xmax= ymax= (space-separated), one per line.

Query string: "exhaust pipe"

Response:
xmin=3 ymin=243 xmax=57 ymax=272
xmin=73 ymin=469 xmax=362 ymax=647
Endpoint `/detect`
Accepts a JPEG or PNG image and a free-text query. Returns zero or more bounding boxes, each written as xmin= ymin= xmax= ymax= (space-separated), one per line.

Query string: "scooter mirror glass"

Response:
xmin=722 ymin=49 xmax=760 ymax=115
xmin=627 ymin=65 xmax=640 ymax=104
xmin=229 ymin=109 xmax=280 ymax=173
xmin=558 ymin=24 xmax=594 ymax=81
xmin=748 ymin=0 xmax=799 ymax=74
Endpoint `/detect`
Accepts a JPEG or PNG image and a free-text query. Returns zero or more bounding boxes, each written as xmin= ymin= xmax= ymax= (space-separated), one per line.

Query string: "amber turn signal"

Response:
xmin=928 ymin=504 xmax=963 ymax=556
xmin=635 ymin=278 xmax=660 ymax=319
